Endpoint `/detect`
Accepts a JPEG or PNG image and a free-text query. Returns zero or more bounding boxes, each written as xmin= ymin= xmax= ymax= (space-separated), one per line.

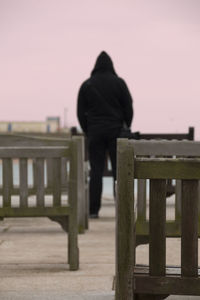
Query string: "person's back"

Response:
xmin=77 ymin=51 xmax=133 ymax=218
xmin=77 ymin=51 xmax=133 ymax=136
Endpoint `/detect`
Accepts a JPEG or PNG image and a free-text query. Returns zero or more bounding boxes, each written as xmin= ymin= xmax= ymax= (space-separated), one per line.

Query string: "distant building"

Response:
xmin=0 ymin=117 xmax=62 ymax=133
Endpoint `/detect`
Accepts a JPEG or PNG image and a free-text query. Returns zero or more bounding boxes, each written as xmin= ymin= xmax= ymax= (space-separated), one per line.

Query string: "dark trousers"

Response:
xmin=88 ymin=128 xmax=120 ymax=215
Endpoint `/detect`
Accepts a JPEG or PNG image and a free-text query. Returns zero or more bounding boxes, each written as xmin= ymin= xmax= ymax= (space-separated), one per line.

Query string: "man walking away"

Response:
xmin=77 ymin=51 xmax=133 ymax=218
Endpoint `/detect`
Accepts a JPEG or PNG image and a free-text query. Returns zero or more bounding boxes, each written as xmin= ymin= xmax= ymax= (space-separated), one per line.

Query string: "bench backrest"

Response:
xmin=116 ymin=139 xmax=200 ymax=299
xmin=71 ymin=127 xmax=194 ymax=176
xmin=0 ymin=135 xmax=87 ymax=232
xmin=130 ymin=139 xmax=200 ymax=156
xmin=0 ymin=133 xmax=73 ymax=189
xmin=0 ymin=144 xmax=77 ymax=218
xmin=130 ymin=140 xmax=200 ymax=239
xmin=139 ymin=126 xmax=194 ymax=140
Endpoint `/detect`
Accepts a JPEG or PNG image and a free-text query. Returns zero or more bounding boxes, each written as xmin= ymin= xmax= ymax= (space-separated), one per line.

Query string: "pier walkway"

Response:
xmin=0 ymin=197 xmax=198 ymax=299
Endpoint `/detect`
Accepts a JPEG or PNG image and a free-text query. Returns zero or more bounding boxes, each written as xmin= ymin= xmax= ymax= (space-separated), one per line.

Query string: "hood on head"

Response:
xmin=91 ymin=51 xmax=117 ymax=76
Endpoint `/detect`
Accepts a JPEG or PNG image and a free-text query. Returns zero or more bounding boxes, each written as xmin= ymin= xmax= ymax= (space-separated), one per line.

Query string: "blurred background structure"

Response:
xmin=0 ymin=117 xmax=64 ymax=133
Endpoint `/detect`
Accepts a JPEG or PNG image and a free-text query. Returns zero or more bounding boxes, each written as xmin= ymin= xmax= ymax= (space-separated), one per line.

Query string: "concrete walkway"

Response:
xmin=0 ymin=198 xmax=199 ymax=299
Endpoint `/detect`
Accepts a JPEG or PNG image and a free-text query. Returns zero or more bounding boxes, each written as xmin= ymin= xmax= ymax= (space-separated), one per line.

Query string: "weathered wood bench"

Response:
xmin=71 ymin=127 xmax=195 ymax=204
xmin=116 ymin=139 xmax=200 ymax=299
xmin=0 ymin=133 xmax=88 ymax=233
xmin=0 ymin=143 xmax=79 ymax=270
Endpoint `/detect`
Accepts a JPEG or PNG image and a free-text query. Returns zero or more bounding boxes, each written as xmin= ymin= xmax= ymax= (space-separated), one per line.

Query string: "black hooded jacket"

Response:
xmin=77 ymin=51 xmax=133 ymax=135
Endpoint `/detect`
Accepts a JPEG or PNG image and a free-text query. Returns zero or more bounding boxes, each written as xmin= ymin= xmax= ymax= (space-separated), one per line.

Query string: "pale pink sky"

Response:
xmin=0 ymin=0 xmax=200 ymax=138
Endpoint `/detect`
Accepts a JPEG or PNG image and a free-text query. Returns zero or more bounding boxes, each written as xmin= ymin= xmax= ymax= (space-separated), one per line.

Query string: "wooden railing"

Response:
xmin=116 ymin=139 xmax=200 ymax=299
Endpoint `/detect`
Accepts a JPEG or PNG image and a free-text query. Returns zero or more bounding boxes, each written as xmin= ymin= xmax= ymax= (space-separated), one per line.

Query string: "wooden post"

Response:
xmin=68 ymin=138 xmax=79 ymax=270
xmin=188 ymin=127 xmax=194 ymax=140
xmin=116 ymin=139 xmax=134 ymax=300
xmin=74 ymin=136 xmax=86 ymax=233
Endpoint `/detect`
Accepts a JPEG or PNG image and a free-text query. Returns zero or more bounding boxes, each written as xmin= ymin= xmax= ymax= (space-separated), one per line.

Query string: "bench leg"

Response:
xmin=85 ymin=186 xmax=89 ymax=230
xmin=68 ymin=215 xmax=79 ymax=270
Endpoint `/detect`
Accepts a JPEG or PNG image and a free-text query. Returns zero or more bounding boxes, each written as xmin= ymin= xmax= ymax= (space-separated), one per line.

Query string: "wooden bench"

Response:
xmin=0 ymin=133 xmax=88 ymax=233
xmin=116 ymin=139 xmax=200 ymax=299
xmin=72 ymin=127 xmax=195 ymax=204
xmin=0 ymin=143 xmax=79 ymax=270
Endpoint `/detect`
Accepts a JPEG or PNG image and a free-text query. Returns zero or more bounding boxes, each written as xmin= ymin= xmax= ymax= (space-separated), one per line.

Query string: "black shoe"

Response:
xmin=89 ymin=213 xmax=99 ymax=219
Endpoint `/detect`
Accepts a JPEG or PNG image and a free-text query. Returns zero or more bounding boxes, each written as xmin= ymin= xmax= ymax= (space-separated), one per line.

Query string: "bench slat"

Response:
xmin=181 ymin=180 xmax=198 ymax=277
xmin=137 ymin=179 xmax=146 ymax=220
xmin=61 ymin=157 xmax=68 ymax=188
xmin=53 ymin=158 xmax=61 ymax=206
xmin=0 ymin=186 xmax=67 ymax=195
xmin=20 ymin=158 xmax=28 ymax=207
xmin=47 ymin=158 xmax=53 ymax=189
xmin=3 ymin=158 xmax=12 ymax=207
xmin=36 ymin=158 xmax=45 ymax=207
xmin=149 ymin=179 xmax=166 ymax=276
xmin=135 ymin=276 xmax=200 ymax=295
xmin=0 ymin=206 xmax=70 ymax=217
xmin=0 ymin=147 xmax=69 ymax=158
xmin=134 ymin=265 xmax=200 ymax=276
xmin=135 ymin=159 xmax=200 ymax=179
xmin=131 ymin=140 xmax=200 ymax=156
xmin=175 ymin=179 xmax=182 ymax=219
